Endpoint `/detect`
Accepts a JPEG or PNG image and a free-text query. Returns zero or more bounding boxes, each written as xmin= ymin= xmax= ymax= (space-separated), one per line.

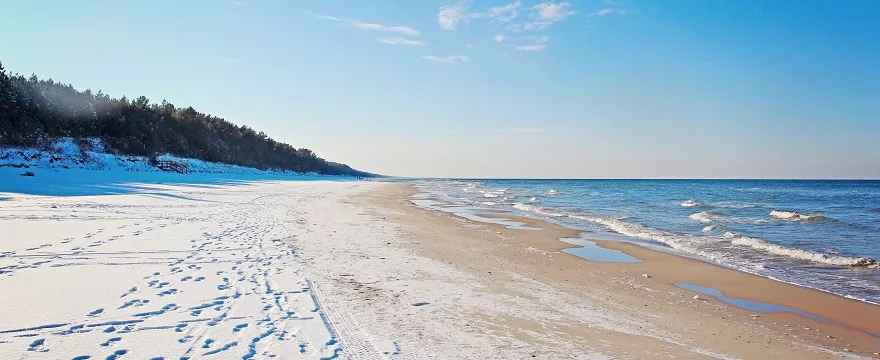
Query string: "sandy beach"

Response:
xmin=362 ymin=183 xmax=880 ymax=359
xmin=1 ymin=177 xmax=878 ymax=359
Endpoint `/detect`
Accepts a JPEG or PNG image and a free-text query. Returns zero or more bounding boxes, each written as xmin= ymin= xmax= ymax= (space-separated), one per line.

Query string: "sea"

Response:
xmin=406 ymin=179 xmax=880 ymax=304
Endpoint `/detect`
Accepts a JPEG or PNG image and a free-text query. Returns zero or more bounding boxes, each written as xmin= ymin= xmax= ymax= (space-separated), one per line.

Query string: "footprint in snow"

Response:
xmin=120 ymin=287 xmax=137 ymax=298
xmin=27 ymin=338 xmax=48 ymax=352
xmin=105 ymin=349 xmax=128 ymax=359
xmin=100 ymin=337 xmax=122 ymax=347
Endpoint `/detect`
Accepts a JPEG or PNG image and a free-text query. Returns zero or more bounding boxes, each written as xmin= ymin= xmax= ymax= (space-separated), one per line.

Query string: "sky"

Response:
xmin=2 ymin=0 xmax=879 ymax=178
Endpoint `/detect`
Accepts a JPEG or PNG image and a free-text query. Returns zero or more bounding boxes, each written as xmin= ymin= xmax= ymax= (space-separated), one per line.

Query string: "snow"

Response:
xmin=0 ymin=137 xmax=329 ymax=176
xmin=0 ymin=177 xmax=358 ymax=359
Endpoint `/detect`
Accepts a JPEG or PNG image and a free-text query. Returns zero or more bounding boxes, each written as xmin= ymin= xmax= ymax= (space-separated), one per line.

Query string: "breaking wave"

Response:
xmin=688 ymin=211 xmax=768 ymax=225
xmin=680 ymin=199 xmax=703 ymax=207
xmin=512 ymin=203 xmax=566 ymax=217
xmin=724 ymin=232 xmax=862 ymax=266
xmin=702 ymin=224 xmax=731 ymax=233
xmin=689 ymin=211 xmax=724 ymax=223
xmin=769 ymin=210 xmax=831 ymax=222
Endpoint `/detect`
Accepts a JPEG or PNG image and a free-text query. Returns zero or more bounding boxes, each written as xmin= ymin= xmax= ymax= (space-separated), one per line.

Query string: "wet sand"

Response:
xmin=363 ymin=182 xmax=880 ymax=359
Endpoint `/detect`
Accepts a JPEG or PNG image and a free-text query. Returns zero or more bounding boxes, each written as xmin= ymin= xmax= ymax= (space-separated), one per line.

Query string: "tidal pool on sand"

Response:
xmin=675 ymin=283 xmax=834 ymax=324
xmin=560 ymin=238 xmax=642 ymax=263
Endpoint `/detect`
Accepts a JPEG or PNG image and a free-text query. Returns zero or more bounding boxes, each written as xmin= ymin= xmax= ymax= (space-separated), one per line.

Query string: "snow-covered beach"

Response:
xmin=2 ymin=168 xmax=880 ymax=359
xmin=0 ymin=170 xmax=365 ymax=359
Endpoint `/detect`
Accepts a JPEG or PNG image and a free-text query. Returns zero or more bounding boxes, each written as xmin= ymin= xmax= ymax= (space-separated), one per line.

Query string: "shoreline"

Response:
xmin=367 ymin=182 xmax=880 ymax=357
xmin=469 ymin=200 xmax=880 ymax=318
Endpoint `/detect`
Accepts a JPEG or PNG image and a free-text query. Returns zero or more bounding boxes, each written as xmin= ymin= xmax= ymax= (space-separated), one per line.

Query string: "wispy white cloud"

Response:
xmin=503 ymin=127 xmax=546 ymax=132
xmin=514 ymin=44 xmax=547 ymax=52
xmin=477 ymin=1 xmax=522 ymax=23
xmin=494 ymin=34 xmax=506 ymax=42
xmin=438 ymin=1 xmax=523 ymax=30
xmin=377 ymin=37 xmax=428 ymax=46
xmin=522 ymin=2 xmax=576 ymax=31
xmin=309 ymin=12 xmax=420 ymax=37
xmin=437 ymin=1 xmax=471 ymax=30
xmin=586 ymin=8 xmax=625 ymax=17
xmin=421 ymin=55 xmax=470 ymax=64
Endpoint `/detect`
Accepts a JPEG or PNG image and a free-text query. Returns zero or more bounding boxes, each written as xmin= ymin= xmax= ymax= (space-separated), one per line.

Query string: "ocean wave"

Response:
xmin=680 ymin=199 xmax=703 ymax=207
xmin=547 ymin=189 xmax=560 ymax=195
xmin=769 ymin=210 xmax=830 ymax=222
xmin=713 ymin=201 xmax=761 ymax=209
xmin=462 ymin=183 xmax=479 ymax=192
xmin=512 ymin=203 xmax=566 ymax=217
xmin=482 ymin=192 xmax=498 ymax=198
xmin=516 ymin=200 xmax=870 ymax=269
xmin=529 ymin=197 xmax=539 ymax=203
xmin=725 ymin=232 xmax=861 ymax=266
xmin=689 ymin=211 xmax=768 ymax=225
xmin=481 ymin=202 xmax=497 ymax=206
xmin=689 ymin=211 xmax=725 ymax=223
xmin=702 ymin=224 xmax=731 ymax=233
xmin=567 ymin=215 xmax=734 ymax=263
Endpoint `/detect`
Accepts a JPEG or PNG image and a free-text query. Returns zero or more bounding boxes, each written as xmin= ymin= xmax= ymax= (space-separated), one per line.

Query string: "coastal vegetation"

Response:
xmin=0 ymin=61 xmax=367 ymax=175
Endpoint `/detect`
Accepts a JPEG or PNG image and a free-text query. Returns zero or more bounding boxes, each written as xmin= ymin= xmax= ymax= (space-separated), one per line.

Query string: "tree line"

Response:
xmin=0 ymin=61 xmax=368 ymax=176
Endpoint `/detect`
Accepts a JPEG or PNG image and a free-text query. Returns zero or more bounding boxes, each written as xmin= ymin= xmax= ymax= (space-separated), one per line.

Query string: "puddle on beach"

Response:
xmin=675 ymin=283 xmax=835 ymax=324
xmin=410 ymin=196 xmax=541 ymax=231
xmin=560 ymin=238 xmax=642 ymax=263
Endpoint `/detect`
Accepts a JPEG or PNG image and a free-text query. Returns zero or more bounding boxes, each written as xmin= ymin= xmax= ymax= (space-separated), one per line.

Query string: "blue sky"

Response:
xmin=2 ymin=0 xmax=879 ymax=178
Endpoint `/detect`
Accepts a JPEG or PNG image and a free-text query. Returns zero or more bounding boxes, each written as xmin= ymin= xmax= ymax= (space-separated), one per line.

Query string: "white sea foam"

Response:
xmin=680 ymin=199 xmax=702 ymax=207
xmin=513 ymin=203 xmax=536 ymax=212
xmin=566 ymin=215 xmax=734 ymax=264
xmin=726 ymin=233 xmax=860 ymax=266
xmin=689 ymin=211 xmax=767 ymax=225
xmin=481 ymin=202 xmax=497 ymax=206
xmin=570 ymin=211 xmax=863 ymax=268
xmin=688 ymin=211 xmax=723 ymax=223
xmin=529 ymin=197 xmax=539 ymax=202
xmin=482 ymin=192 xmax=498 ymax=198
xmin=547 ymin=189 xmax=560 ymax=195
xmin=769 ymin=210 xmax=827 ymax=222
xmin=713 ymin=201 xmax=760 ymax=209
xmin=702 ymin=225 xmax=724 ymax=232
xmin=512 ymin=203 xmax=565 ymax=217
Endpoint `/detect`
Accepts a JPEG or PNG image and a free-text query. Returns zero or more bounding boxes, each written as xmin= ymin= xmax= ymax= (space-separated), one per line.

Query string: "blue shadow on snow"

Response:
xmin=0 ymin=167 xmax=353 ymax=198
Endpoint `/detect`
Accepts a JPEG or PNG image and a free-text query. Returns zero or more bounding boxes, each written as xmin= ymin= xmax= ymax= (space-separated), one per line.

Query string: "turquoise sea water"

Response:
xmin=408 ymin=179 xmax=880 ymax=304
